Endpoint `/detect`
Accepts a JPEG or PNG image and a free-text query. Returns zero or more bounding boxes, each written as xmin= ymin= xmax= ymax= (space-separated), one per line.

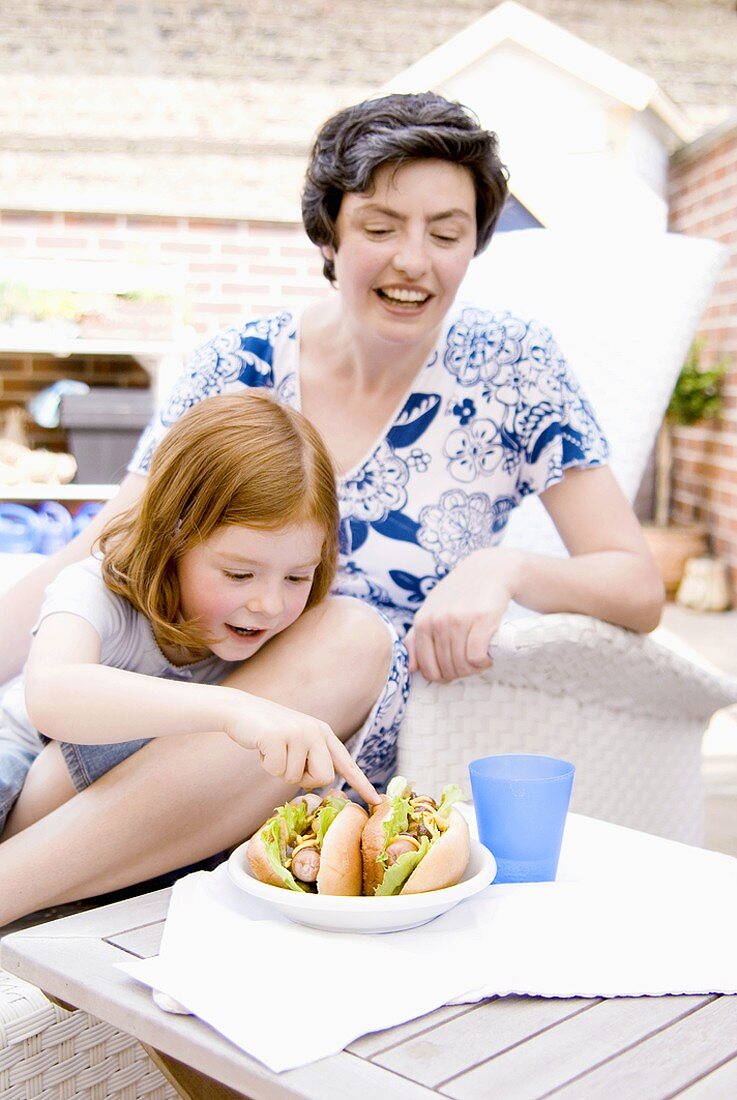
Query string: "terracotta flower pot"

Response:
xmin=642 ymin=521 xmax=712 ymax=598
xmin=642 ymin=523 xmax=709 ymax=596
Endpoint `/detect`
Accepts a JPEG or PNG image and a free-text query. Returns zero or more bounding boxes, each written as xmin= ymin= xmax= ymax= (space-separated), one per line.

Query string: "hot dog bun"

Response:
xmin=393 ymin=809 xmax=470 ymax=894
xmin=361 ymin=777 xmax=470 ymax=896
xmin=247 ymin=792 xmax=368 ymax=896
xmin=315 ymin=801 xmax=367 ymax=895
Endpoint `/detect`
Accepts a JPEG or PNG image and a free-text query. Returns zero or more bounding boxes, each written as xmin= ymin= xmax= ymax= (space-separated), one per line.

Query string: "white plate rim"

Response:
xmin=227 ymin=837 xmax=496 ymax=916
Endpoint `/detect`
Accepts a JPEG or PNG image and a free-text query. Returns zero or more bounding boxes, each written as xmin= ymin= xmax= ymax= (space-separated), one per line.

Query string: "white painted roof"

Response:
xmin=380 ymin=1 xmax=695 ymax=142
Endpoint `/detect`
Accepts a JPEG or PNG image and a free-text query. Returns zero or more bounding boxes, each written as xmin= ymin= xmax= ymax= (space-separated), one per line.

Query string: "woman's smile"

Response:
xmin=375 ymin=285 xmax=433 ymax=311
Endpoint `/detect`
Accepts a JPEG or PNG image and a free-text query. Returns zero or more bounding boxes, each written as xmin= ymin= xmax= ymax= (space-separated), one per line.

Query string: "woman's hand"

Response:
xmin=404 ymin=468 xmax=665 ymax=686
xmin=404 ymin=548 xmax=520 ymax=683
xmin=223 ymin=695 xmax=380 ymax=805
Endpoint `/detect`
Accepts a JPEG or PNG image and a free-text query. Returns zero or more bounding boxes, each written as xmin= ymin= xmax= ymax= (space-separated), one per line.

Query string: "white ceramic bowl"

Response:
xmin=227 ymin=838 xmax=496 ymax=934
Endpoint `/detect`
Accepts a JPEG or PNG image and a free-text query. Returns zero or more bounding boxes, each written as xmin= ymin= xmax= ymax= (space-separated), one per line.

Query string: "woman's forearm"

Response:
xmin=25 ymin=664 xmax=243 ymax=744
xmin=488 ymin=546 xmax=665 ymax=632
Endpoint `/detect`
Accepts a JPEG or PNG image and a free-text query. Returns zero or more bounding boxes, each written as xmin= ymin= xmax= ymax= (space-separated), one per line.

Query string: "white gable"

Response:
xmin=380 ymin=1 xmax=694 ymax=234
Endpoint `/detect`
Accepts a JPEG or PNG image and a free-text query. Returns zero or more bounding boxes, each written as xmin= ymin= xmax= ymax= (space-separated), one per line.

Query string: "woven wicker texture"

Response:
xmin=398 ymin=614 xmax=737 ymax=845
xmin=0 ymin=970 xmax=176 ymax=1100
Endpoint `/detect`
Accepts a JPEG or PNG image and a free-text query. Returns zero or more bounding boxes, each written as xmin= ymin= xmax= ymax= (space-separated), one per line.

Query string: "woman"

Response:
xmin=0 ymin=92 xmax=663 ymax=924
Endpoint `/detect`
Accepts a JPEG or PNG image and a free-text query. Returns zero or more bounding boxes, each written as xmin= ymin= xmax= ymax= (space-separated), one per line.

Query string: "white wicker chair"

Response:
xmin=0 ymin=970 xmax=176 ymax=1100
xmin=399 ymin=230 xmax=735 ymax=846
xmin=400 ymin=615 xmax=737 ymax=844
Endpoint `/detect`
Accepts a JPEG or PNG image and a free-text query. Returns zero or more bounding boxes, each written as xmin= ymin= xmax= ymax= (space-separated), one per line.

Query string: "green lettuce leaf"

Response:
xmin=386 ymin=776 xmax=411 ymax=801
xmin=379 ymin=776 xmax=412 ymax=860
xmin=279 ymin=798 xmax=310 ymax=837
xmin=437 ymin=784 xmax=464 ymax=819
xmin=314 ymin=795 xmax=347 ymax=846
xmin=260 ymin=817 xmax=307 ymax=892
xmin=375 ymin=836 xmax=431 ymax=896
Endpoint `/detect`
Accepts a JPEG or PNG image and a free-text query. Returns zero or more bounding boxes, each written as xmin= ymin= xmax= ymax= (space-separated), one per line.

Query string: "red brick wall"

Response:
xmin=668 ymin=124 xmax=737 ymax=594
xmin=0 ymin=210 xmax=327 ymax=335
xmin=0 ymin=210 xmax=328 ymax=451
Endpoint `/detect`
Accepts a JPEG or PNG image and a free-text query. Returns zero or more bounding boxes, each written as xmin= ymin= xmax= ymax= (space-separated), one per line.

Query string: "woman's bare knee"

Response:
xmin=223 ymin=596 xmax=393 ymax=739
xmin=322 ymin=596 xmax=393 ymax=700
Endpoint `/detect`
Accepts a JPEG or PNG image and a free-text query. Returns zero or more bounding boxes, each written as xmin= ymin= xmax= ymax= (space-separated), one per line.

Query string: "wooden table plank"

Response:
xmin=676 ymin=1055 xmax=737 ymax=1097
xmin=546 ymin=997 xmax=737 ymax=1099
xmin=6 ymin=882 xmax=737 ymax=1100
xmin=282 ymin=1055 xmax=441 ymax=1100
xmin=347 ymin=1004 xmax=473 ymax=1058
xmin=105 ymin=920 xmax=165 ymax=959
xmin=438 ymin=995 xmax=713 ymax=1099
xmin=372 ymin=996 xmax=598 ymax=1087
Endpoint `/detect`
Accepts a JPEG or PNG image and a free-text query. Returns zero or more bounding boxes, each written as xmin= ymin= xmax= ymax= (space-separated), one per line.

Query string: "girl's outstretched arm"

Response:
xmin=0 ymin=595 xmax=393 ymax=926
xmin=25 ymin=612 xmax=379 ymax=803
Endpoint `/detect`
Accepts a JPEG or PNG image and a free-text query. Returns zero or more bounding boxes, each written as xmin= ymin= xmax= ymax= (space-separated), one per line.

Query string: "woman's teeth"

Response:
xmin=378 ymin=288 xmax=429 ymax=306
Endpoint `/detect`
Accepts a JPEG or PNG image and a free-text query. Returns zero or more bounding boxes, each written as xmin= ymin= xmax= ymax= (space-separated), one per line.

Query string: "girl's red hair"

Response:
xmin=99 ymin=392 xmax=339 ymax=650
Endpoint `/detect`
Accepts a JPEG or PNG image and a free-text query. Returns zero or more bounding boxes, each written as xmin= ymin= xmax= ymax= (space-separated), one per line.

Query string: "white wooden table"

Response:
xmin=3 ymin=887 xmax=737 ymax=1100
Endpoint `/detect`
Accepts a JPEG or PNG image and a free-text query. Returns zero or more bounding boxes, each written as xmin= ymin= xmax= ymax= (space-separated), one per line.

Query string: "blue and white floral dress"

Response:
xmin=130 ymin=305 xmax=609 ymax=790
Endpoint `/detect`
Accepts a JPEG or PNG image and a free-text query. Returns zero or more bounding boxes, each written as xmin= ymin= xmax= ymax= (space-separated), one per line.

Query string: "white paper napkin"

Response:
xmin=119 ymin=814 xmax=737 ymax=1073
xmin=120 ymin=868 xmax=487 ymax=1071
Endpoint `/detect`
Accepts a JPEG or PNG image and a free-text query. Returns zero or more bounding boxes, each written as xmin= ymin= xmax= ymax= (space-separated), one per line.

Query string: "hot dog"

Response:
xmin=247 ymin=790 xmax=368 ymax=895
xmin=361 ymin=776 xmax=470 ymax=896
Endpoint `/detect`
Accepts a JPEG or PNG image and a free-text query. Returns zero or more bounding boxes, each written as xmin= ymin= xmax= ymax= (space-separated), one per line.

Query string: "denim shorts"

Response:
xmin=48 ymin=735 xmax=153 ymax=793
xmin=0 ymin=719 xmax=43 ymax=834
xmin=51 ymin=605 xmax=409 ymax=795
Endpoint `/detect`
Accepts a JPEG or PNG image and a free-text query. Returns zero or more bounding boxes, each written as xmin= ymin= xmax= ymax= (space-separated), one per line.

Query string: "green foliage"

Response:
xmin=0 ymin=283 xmax=82 ymax=323
xmin=667 ymin=341 xmax=728 ymax=427
xmin=0 ymin=283 xmax=173 ymax=323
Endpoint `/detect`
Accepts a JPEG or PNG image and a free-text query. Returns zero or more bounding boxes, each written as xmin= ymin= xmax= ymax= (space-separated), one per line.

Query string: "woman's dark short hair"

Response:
xmin=302 ymin=92 xmax=509 ymax=283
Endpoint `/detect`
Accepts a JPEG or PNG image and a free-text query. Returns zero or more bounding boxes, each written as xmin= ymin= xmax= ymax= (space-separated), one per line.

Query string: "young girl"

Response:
xmin=0 ymin=392 xmax=382 ymax=840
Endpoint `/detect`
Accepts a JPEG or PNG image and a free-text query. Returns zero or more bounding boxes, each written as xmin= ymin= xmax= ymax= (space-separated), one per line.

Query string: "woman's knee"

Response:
xmin=318 ymin=596 xmax=393 ymax=678
xmin=220 ymin=595 xmax=398 ymax=739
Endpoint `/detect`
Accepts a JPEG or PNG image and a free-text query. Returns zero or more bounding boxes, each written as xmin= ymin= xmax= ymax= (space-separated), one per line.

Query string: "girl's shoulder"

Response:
xmin=49 ymin=554 xmax=105 ymax=592
xmin=37 ymin=555 xmax=130 ymax=643
xmin=46 ymin=555 xmax=123 ymax=612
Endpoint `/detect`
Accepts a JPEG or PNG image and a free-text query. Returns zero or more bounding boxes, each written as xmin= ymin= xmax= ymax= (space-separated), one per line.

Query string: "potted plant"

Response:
xmin=643 ymin=341 xmax=728 ymax=594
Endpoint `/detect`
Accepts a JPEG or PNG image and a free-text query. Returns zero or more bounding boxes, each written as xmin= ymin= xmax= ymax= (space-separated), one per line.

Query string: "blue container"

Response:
xmin=72 ymin=501 xmax=103 ymax=537
xmin=0 ymin=504 xmax=42 ymax=553
xmin=36 ymin=501 xmax=73 ymax=555
xmin=469 ymin=754 xmax=575 ymax=883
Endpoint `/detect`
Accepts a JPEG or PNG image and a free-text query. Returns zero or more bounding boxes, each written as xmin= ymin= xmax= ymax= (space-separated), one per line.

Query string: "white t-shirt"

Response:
xmin=1 ymin=557 xmax=238 ymax=743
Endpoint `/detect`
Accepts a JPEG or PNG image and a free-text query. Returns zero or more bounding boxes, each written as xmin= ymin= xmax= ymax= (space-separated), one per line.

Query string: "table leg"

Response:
xmin=142 ymin=1044 xmax=253 ymax=1100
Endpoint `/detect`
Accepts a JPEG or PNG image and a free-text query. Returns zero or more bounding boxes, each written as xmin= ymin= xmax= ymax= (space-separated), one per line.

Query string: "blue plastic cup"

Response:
xmin=469 ymin=754 xmax=575 ymax=883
